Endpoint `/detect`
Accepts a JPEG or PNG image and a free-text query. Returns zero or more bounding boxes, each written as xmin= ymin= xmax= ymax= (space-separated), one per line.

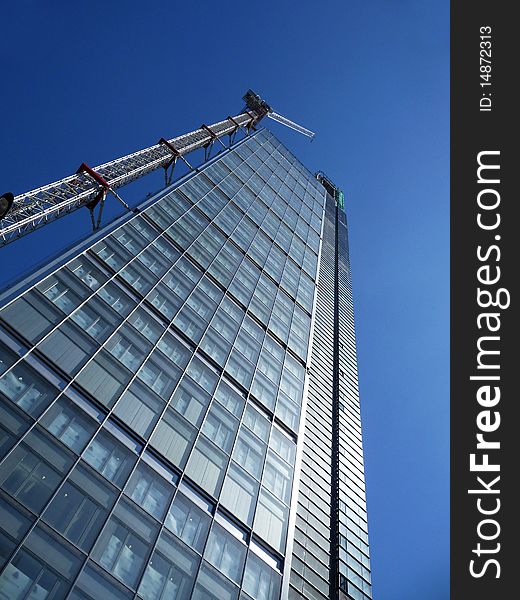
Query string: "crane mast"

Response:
xmin=0 ymin=91 xmax=314 ymax=247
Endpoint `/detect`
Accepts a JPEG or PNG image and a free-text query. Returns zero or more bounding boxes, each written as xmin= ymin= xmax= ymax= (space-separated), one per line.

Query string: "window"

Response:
xmin=191 ymin=563 xmax=238 ymax=600
xmin=152 ymin=236 xmax=179 ymax=263
xmin=275 ymin=392 xmax=300 ymax=432
xmin=162 ymin=271 xmax=192 ymax=302
xmin=40 ymin=396 xmax=98 ymax=453
xmin=241 ymin=551 xmax=281 ymax=600
xmin=184 ymin=437 xmax=228 ymax=497
xmin=257 ymin=352 xmax=283 ymax=386
xmin=38 ymin=320 xmax=98 ymax=375
xmin=262 ymin=452 xmax=293 ymax=505
xmin=125 ymin=461 xmax=175 ymax=521
xmin=83 ymin=427 xmax=137 ymax=488
xmin=138 ymin=350 xmax=181 ymax=400
xmin=149 ymin=409 xmax=195 ymax=469
xmin=128 ymin=307 xmax=163 ymax=343
xmin=106 ymin=325 xmax=151 ymax=372
xmin=0 ymin=291 xmax=63 ymax=343
xmin=0 ymin=401 xmax=31 ymax=461
xmin=92 ymin=238 xmax=132 ymax=271
xmin=0 ymin=526 xmax=82 ymax=600
xmin=68 ymin=255 xmax=107 ymax=291
xmin=119 ymin=262 xmax=155 ymax=295
xmin=164 ymin=491 xmax=211 ymax=553
xmin=214 ymin=381 xmax=245 ymax=419
xmin=170 ymin=378 xmax=210 ymax=427
xmin=202 ymin=403 xmax=238 ymax=454
xmin=68 ymin=561 xmax=133 ymax=600
xmin=204 ymin=522 xmax=246 ymax=585
xmin=92 ymin=498 xmax=158 ymax=589
xmin=279 ymin=359 xmax=305 ymax=405
xmin=186 ymin=288 xmax=217 ymax=322
xmin=220 ymin=463 xmax=259 ymax=526
xmin=225 ymin=352 xmax=255 ymax=388
xmin=185 ymin=357 xmax=218 ymax=394
xmin=156 ymin=331 xmax=191 ymax=370
xmin=97 ymin=281 xmax=135 ymax=317
xmin=173 ymin=306 xmax=206 ymax=343
xmin=0 ymin=495 xmax=33 ymax=569
xmin=113 ymin=223 xmax=149 ymax=254
xmin=149 ymin=284 xmax=182 ymax=320
xmin=137 ymin=246 xmax=169 ymax=278
xmin=199 ymin=328 xmax=231 ymax=366
xmin=250 ymin=372 xmax=277 ymax=412
xmin=232 ymin=428 xmax=266 ymax=480
xmin=253 ymin=490 xmax=289 ymax=553
xmin=0 ymin=358 xmax=58 ymax=417
xmin=243 ymin=404 xmax=270 ymax=442
xmin=76 ymin=350 xmax=132 ymax=408
xmin=0 ymin=428 xmax=73 ymax=513
xmin=36 ymin=269 xmax=89 ymax=315
xmin=43 ymin=463 xmax=117 ymax=551
xmin=137 ymin=532 xmax=199 ymax=600
xmin=113 ymin=381 xmax=164 ymax=439
xmin=70 ymin=296 xmax=121 ymax=343
xmin=269 ymin=426 xmax=296 ymax=466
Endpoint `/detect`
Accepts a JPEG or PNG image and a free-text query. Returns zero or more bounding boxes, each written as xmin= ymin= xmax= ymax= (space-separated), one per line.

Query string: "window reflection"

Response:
xmin=164 ymin=491 xmax=211 ymax=553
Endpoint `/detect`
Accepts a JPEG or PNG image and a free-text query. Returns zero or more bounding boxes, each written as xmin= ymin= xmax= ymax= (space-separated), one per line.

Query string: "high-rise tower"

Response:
xmin=0 ymin=127 xmax=371 ymax=599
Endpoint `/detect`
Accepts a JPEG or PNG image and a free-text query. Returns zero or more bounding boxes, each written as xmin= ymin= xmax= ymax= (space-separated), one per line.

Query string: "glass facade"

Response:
xmin=0 ymin=129 xmax=370 ymax=599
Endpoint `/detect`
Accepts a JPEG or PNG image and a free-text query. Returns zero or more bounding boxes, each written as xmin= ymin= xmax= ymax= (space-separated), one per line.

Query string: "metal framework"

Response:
xmin=1 ymin=90 xmax=315 ymax=247
xmin=0 ymin=111 xmax=259 ymax=246
xmin=267 ymin=112 xmax=315 ymax=139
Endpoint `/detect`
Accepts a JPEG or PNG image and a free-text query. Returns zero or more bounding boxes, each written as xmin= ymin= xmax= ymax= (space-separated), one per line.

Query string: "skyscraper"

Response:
xmin=0 ymin=127 xmax=371 ymax=599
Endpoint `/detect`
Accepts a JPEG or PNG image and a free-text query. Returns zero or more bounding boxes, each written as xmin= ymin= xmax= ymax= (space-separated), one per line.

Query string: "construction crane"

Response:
xmin=0 ymin=90 xmax=315 ymax=248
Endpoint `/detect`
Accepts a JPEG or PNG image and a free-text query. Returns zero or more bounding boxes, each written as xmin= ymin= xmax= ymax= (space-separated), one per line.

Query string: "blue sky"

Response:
xmin=1 ymin=2 xmax=449 ymax=598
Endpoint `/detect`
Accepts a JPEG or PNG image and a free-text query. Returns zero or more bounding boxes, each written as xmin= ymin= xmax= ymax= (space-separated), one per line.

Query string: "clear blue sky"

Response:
xmin=1 ymin=2 xmax=449 ymax=598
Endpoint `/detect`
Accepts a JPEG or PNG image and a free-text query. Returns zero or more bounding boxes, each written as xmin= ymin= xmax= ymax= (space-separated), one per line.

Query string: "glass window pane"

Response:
xmin=0 ymin=546 xmax=71 ymax=599
xmin=124 ymin=461 xmax=175 ymax=521
xmin=220 ymin=463 xmax=259 ymax=527
xmin=69 ymin=561 xmax=133 ymax=600
xmin=0 ymin=401 xmax=31 ymax=461
xmin=191 ymin=562 xmax=238 ymax=600
xmin=76 ymin=350 xmax=132 ymax=409
xmin=137 ymin=532 xmax=199 ymax=600
xmin=149 ymin=409 xmax=195 ymax=469
xmin=156 ymin=331 xmax=191 ymax=370
xmin=253 ymin=490 xmax=289 ymax=553
xmin=214 ymin=381 xmax=245 ymax=419
xmin=83 ymin=428 xmax=137 ymax=487
xmin=0 ymin=359 xmax=58 ymax=417
xmin=204 ymin=522 xmax=246 ymax=585
xmin=263 ymin=452 xmax=293 ymax=505
xmin=67 ymin=255 xmax=108 ymax=291
xmin=92 ymin=499 xmax=158 ymax=589
xmin=138 ymin=350 xmax=181 ymax=401
xmin=113 ymin=381 xmax=164 ymax=439
xmin=242 ymin=551 xmax=281 ymax=600
xmin=38 ymin=320 xmax=98 ymax=375
xmin=40 ymin=396 xmax=98 ymax=454
xmin=232 ymin=427 xmax=267 ymax=480
xmin=43 ymin=463 xmax=117 ymax=551
xmin=184 ymin=437 xmax=228 ymax=497
xmin=0 ymin=428 xmax=73 ymax=513
xmin=170 ymin=378 xmax=210 ymax=427
xmin=0 ymin=291 xmax=63 ymax=343
xmin=164 ymin=491 xmax=211 ymax=553
xmin=201 ymin=403 xmax=238 ymax=454
xmin=70 ymin=296 xmax=121 ymax=343
xmin=243 ymin=404 xmax=270 ymax=442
